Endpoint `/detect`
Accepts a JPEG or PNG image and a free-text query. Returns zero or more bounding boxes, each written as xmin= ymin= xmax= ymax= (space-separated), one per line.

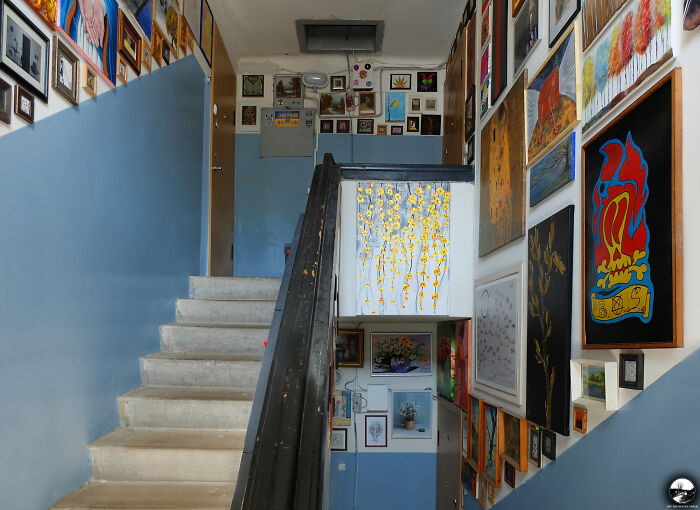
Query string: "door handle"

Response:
xmin=212 ymin=166 xmax=223 ymax=174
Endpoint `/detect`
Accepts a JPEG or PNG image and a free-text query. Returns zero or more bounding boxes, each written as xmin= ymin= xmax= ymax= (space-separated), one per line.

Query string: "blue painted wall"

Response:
xmin=330 ymin=452 xmax=437 ymax=510
xmin=234 ymin=133 xmax=443 ymax=276
xmin=0 ymin=56 xmax=207 ymax=509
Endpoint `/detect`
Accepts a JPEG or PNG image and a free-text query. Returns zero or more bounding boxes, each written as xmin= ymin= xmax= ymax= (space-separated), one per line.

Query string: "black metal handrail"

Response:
xmin=231 ymin=154 xmax=473 ymax=510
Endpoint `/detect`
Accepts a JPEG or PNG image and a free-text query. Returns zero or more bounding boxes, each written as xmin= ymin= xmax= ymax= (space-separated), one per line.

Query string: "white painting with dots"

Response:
xmin=356 ymin=181 xmax=450 ymax=315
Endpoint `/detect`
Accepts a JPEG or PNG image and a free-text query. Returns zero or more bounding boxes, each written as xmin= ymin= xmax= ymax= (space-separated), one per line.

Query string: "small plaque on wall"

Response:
xmin=367 ymin=384 xmax=388 ymax=411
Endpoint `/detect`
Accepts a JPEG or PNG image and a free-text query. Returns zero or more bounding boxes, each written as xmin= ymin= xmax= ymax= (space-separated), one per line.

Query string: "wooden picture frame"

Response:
xmin=467 ymin=395 xmax=483 ymax=472
xmin=152 ymin=27 xmax=163 ymax=66
xmin=541 ymin=428 xmax=556 ymax=460
xmin=13 ymin=84 xmax=33 ymax=123
xmin=52 ymin=36 xmax=80 ymax=106
xmin=142 ymin=42 xmax=152 ymax=73
xmin=82 ymin=63 xmax=97 ymax=97
xmin=116 ymin=54 xmax=128 ymax=84
xmin=358 ymin=91 xmax=376 ymax=115
xmin=377 ymin=124 xmax=388 ymax=135
xmin=357 ymin=118 xmax=374 ymax=134
xmin=153 ymin=0 xmax=179 ymax=60
xmin=364 ymin=415 xmax=387 ymax=447
xmin=336 ymin=329 xmax=363 ymax=367
xmin=330 ymin=75 xmax=346 ymax=91
xmin=527 ymin=422 xmax=541 ymax=468
xmin=512 ymin=0 xmax=525 ymax=16
xmin=119 ymin=9 xmax=142 ymax=75
xmin=331 ymin=428 xmax=347 ymax=451
xmin=0 ymin=76 xmax=10 ymax=124
xmin=498 ymin=409 xmax=528 ymax=472
xmin=572 ymin=404 xmax=587 ymax=434
xmin=178 ymin=14 xmax=188 ymax=54
xmin=478 ymin=475 xmax=487 ymax=509
xmin=481 ymin=401 xmax=501 ymax=487
xmin=504 ymin=461 xmax=516 ymax=488
xmin=582 ymin=68 xmax=682 ymax=349
xmin=619 ymin=353 xmax=644 ymax=390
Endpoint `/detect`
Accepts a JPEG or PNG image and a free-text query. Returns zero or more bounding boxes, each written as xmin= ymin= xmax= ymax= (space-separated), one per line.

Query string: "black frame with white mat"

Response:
xmin=618 ymin=353 xmax=644 ymax=390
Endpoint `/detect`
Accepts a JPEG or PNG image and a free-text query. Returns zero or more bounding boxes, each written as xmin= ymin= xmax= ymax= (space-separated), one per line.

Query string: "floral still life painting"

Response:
xmin=371 ymin=333 xmax=431 ymax=376
xmin=392 ymin=390 xmax=432 ymax=438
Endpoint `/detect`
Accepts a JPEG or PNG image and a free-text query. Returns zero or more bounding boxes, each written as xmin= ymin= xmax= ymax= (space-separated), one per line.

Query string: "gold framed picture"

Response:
xmin=358 ymin=91 xmax=376 ymax=115
xmin=82 ymin=64 xmax=98 ymax=98
xmin=377 ymin=124 xmax=387 ymax=135
xmin=52 ymin=36 xmax=80 ymax=106
xmin=142 ymin=42 xmax=152 ymax=73
xmin=117 ymin=54 xmax=129 ymax=84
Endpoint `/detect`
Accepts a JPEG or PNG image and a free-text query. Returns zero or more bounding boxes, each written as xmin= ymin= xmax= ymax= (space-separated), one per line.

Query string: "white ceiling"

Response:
xmin=210 ymin=0 xmax=466 ymax=66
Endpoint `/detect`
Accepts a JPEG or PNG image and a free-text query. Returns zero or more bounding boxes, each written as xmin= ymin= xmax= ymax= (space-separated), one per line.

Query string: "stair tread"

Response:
xmin=190 ymin=276 xmax=281 ymax=282
xmin=142 ymin=352 xmax=263 ymax=362
xmin=162 ymin=322 xmax=272 ymax=329
xmin=120 ymin=386 xmax=254 ymax=402
xmin=92 ymin=427 xmax=246 ymax=450
xmin=53 ymin=481 xmax=234 ymax=509
xmin=177 ymin=298 xmax=277 ymax=304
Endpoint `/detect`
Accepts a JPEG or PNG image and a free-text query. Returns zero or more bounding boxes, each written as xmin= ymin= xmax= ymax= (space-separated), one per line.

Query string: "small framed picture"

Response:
xmin=152 ymin=29 xmax=163 ymax=66
xmin=406 ymin=116 xmax=419 ymax=133
xmin=52 ymin=36 xmax=80 ymax=106
xmin=487 ymin=480 xmax=495 ymax=504
xmin=162 ymin=41 xmax=171 ymax=65
xmin=320 ymin=119 xmax=334 ymax=133
xmin=117 ymin=54 xmax=128 ymax=84
xmin=331 ymin=428 xmax=347 ymax=451
xmin=465 ymin=87 xmax=475 ymax=140
xmin=417 ymin=71 xmax=438 ymax=92
xmin=504 ymin=462 xmax=516 ymax=488
xmin=498 ymin=409 xmax=528 ymax=472
xmin=320 ymin=92 xmax=346 ymax=116
xmin=420 ymin=114 xmax=441 ymax=135
xmin=336 ymin=119 xmax=350 ymax=134
xmin=118 ymin=10 xmax=142 ymax=75
xmin=274 ymin=75 xmax=303 ymax=98
xmin=13 ymin=85 xmax=34 ymax=124
xmin=619 ymin=353 xmax=644 ymax=390
xmin=330 ymin=75 xmax=346 ymax=91
xmin=391 ymin=125 xmax=403 ymax=135
xmin=410 ymin=96 xmax=421 ymax=112
xmin=358 ymin=91 xmax=376 ymax=115
xmin=239 ymin=102 xmax=260 ymax=131
xmin=478 ymin=475 xmax=487 ymax=509
xmin=390 ymin=73 xmax=411 ymax=90
xmin=527 ymin=422 xmax=541 ymax=468
xmin=424 ymin=97 xmax=438 ymax=111
xmin=365 ymin=415 xmax=387 ymax=447
xmin=467 ymin=135 xmax=475 ymax=164
xmin=82 ymin=64 xmax=97 ymax=97
xmin=333 ymin=390 xmax=352 ymax=426
xmin=142 ymin=42 xmax=152 ymax=73
xmin=541 ymin=428 xmax=556 ymax=460
xmin=571 ymin=360 xmax=619 ymax=410
xmin=178 ymin=14 xmax=188 ymax=54
xmin=336 ymin=329 xmax=363 ymax=367
xmin=242 ymin=75 xmax=264 ymax=97
xmin=0 ymin=76 xmax=11 ymax=124
xmin=377 ymin=124 xmax=388 ymax=135
xmin=573 ymin=404 xmax=587 ymax=434
xmin=357 ymin=118 xmax=374 ymax=134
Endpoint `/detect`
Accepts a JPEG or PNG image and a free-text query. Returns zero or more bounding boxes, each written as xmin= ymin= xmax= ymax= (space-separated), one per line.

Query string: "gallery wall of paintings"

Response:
xmin=0 ymin=0 xmax=212 ymax=138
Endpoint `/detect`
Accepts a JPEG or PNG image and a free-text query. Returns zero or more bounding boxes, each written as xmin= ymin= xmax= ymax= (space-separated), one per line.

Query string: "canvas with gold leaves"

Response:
xmin=24 ymin=0 xmax=56 ymax=28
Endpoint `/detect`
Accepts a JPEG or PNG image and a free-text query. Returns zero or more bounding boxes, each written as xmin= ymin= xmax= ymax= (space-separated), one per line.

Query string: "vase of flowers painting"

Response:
xmin=400 ymin=401 xmax=419 ymax=429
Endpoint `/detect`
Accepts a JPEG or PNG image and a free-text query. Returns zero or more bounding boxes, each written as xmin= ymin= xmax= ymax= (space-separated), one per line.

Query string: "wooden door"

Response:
xmin=209 ymin=26 xmax=237 ymax=276
xmin=436 ymin=398 xmax=462 ymax=510
xmin=443 ymin=29 xmax=466 ymax=165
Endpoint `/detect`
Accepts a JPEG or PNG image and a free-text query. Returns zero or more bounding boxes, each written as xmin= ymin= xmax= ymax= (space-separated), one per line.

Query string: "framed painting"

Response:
xmin=549 ymin=0 xmax=579 ymax=47
xmin=161 ymin=39 xmax=170 ymax=64
xmin=320 ymin=119 xmax=333 ymax=133
xmin=582 ymin=68 xmax=682 ymax=349
xmin=490 ymin=0 xmax=507 ymax=103
xmin=274 ymin=75 xmax=302 ymax=98
xmin=13 ymin=84 xmax=33 ymax=123
xmin=119 ymin=10 xmax=142 ymax=75
xmin=480 ymin=74 xmax=490 ymax=117
xmin=60 ymin=0 xmax=118 ymax=85
xmin=454 ymin=319 xmax=472 ymax=410
xmin=370 ymin=333 xmax=431 ymax=376
xmin=481 ymin=2 xmax=491 ymax=48
xmin=242 ymin=75 xmax=264 ymax=97
xmin=336 ymin=119 xmax=350 ymax=133
xmin=504 ymin=461 xmax=516 ymax=488
xmin=513 ymin=0 xmax=539 ymax=77
xmin=333 ymin=390 xmax=352 ymax=426
xmin=357 ymin=118 xmax=373 ymax=134
xmin=178 ymin=14 xmax=188 ymax=54
xmin=526 ymin=24 xmax=580 ymax=166
xmin=365 ymin=415 xmax=387 ymax=447
xmin=526 ymin=205 xmax=574 ymax=436
xmin=423 ymin=97 xmax=437 ymax=111
xmin=479 ymin=71 xmax=526 ymax=257
xmin=420 ymin=114 xmax=441 ymax=135
xmin=123 ymin=0 xmax=153 ymax=42
xmin=390 ymin=125 xmax=403 ymax=135
xmin=82 ymin=63 xmax=97 ymax=97
xmin=239 ymin=103 xmax=260 ymax=131
xmin=410 ymin=96 xmax=421 ymax=112
xmin=581 ymin=0 xmax=625 ymax=50
xmin=2 ymin=0 xmax=50 ymax=102
xmin=529 ymin=131 xmax=575 ymax=207
xmin=358 ymin=91 xmax=376 ymax=115
xmin=142 ymin=41 xmax=151 ymax=72
xmin=330 ymin=75 xmax=346 ymax=91
xmin=417 ymin=71 xmax=437 ymax=92
xmin=320 ymin=92 xmax=346 ymax=115
xmin=685 ymin=0 xmax=700 ymax=30
xmin=482 ymin=402 xmax=501 ymax=487
xmin=52 ymin=35 xmax=80 ymax=106
xmin=151 ymin=26 xmax=163 ymax=66
xmin=377 ymin=123 xmax=387 ymax=135
xmin=22 ymin=0 xmax=55 ymax=29
xmin=541 ymin=428 xmax=556 ymax=460
xmin=512 ymin=0 xmax=525 ymax=16
xmin=527 ymin=422 xmax=541 ymax=467
xmin=571 ymin=359 xmax=619 ymax=410
xmin=392 ymin=390 xmax=431 ymax=439
xmin=385 ymin=91 xmax=406 ymax=122
xmin=473 ymin=267 xmax=523 ymax=405
xmin=182 ymin=0 xmax=199 ymax=45
xmin=390 ymin=73 xmax=411 ymax=90
xmin=619 ymin=353 xmax=644 ymax=390
xmin=498 ymin=409 xmax=528 ymax=472
xmin=199 ymin=0 xmax=212 ymax=67
xmin=153 ymin=0 xmax=179 ymax=56
xmin=336 ymin=329 xmax=363 ymax=367
xmin=116 ymin=53 xmax=128 ymax=83
xmin=466 ymin=8 xmax=475 ymax=88
xmin=406 ymin=116 xmax=419 ymax=132
xmin=437 ymin=322 xmax=455 ymax=401
xmin=581 ymin=0 xmax=672 ymax=132
xmin=572 ymin=404 xmax=587 ymax=434
xmin=467 ymin=395 xmax=482 ymax=471
xmin=0 ymin=76 xmax=11 ymax=124
xmin=465 ymin=87 xmax=475 ymax=141
xmin=331 ymin=428 xmax=347 ymax=451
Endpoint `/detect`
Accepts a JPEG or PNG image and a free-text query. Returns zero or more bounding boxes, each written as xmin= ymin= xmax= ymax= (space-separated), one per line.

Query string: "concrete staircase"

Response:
xmin=53 ymin=277 xmax=280 ymax=510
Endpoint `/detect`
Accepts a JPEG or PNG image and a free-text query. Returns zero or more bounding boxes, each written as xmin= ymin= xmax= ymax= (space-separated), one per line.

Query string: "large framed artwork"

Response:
xmin=581 ymin=0 xmax=626 ymax=51
xmin=153 ymin=0 xmax=179 ymax=56
xmin=336 ymin=329 xmax=363 ymax=367
xmin=182 ymin=0 xmax=200 ymax=45
xmin=526 ymin=205 xmax=574 ymax=436
xmin=473 ymin=267 xmax=523 ymax=405
xmin=385 ymin=91 xmax=406 ymax=122
xmin=526 ymin=24 xmax=580 ymax=166
xmin=2 ymin=0 xmax=50 ymax=102
xmin=119 ymin=9 xmax=142 ymax=75
xmin=479 ymin=71 xmax=526 ymax=257
xmin=529 ymin=131 xmax=575 ymax=207
xmin=490 ymin=0 xmax=507 ymax=103
xmin=123 ymin=0 xmax=153 ymax=42
xmin=60 ymin=0 xmax=118 ymax=85
xmin=581 ymin=0 xmax=672 ymax=132
xmin=513 ymin=0 xmax=539 ymax=77
xmin=356 ymin=182 xmax=450 ymax=315
xmin=582 ymin=68 xmax=682 ymax=349
xmin=549 ymin=0 xmax=579 ymax=47
xmin=482 ymin=402 xmax=501 ymax=487
xmin=437 ymin=322 xmax=456 ymax=401
xmin=371 ymin=332 xmax=432 ymax=376
xmin=392 ymin=390 xmax=432 ymax=439
xmin=454 ymin=319 xmax=472 ymax=410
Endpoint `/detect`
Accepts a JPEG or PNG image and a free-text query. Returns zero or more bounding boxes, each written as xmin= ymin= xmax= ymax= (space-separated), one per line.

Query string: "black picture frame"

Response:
xmin=0 ymin=0 xmax=50 ymax=103
xmin=331 ymin=428 xmax=347 ymax=451
xmin=13 ymin=84 xmax=34 ymax=123
xmin=336 ymin=119 xmax=350 ymax=134
xmin=619 ymin=353 xmax=644 ymax=390
xmin=548 ymin=0 xmax=580 ymax=48
xmin=541 ymin=428 xmax=556 ymax=460
xmin=527 ymin=423 xmax=541 ymax=468
xmin=406 ymin=116 xmax=419 ymax=133
xmin=0 ymin=76 xmax=11 ymax=124
xmin=490 ymin=0 xmax=507 ymax=104
xmin=420 ymin=114 xmax=441 ymax=135
xmin=320 ymin=119 xmax=333 ymax=134
xmin=242 ymin=74 xmax=264 ymax=97
xmin=504 ymin=462 xmax=516 ymax=488
xmin=330 ymin=75 xmax=346 ymax=92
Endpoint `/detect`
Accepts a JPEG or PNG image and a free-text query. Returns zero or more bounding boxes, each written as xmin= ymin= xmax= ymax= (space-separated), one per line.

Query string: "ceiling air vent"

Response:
xmin=296 ymin=20 xmax=385 ymax=54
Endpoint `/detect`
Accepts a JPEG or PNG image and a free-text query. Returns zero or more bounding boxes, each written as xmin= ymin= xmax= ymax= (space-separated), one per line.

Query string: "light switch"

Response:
xmin=338 ymin=463 xmax=346 ymax=471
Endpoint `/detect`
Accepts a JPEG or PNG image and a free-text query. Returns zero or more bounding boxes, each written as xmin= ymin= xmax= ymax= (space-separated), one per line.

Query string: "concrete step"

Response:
xmin=176 ymin=299 xmax=275 ymax=325
xmin=52 ymin=481 xmax=234 ymax=509
xmin=190 ymin=276 xmax=281 ymax=301
xmin=90 ymin=428 xmax=245 ymax=482
xmin=160 ymin=323 xmax=268 ymax=356
xmin=141 ymin=352 xmax=261 ymax=389
xmin=119 ymin=386 xmax=253 ymax=430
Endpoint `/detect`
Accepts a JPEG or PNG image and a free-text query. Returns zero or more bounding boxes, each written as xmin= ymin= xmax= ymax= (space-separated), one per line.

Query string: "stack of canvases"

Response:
xmin=466 ymin=0 xmax=681 ymax=506
xmin=0 ymin=0 xmax=208 ymax=126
